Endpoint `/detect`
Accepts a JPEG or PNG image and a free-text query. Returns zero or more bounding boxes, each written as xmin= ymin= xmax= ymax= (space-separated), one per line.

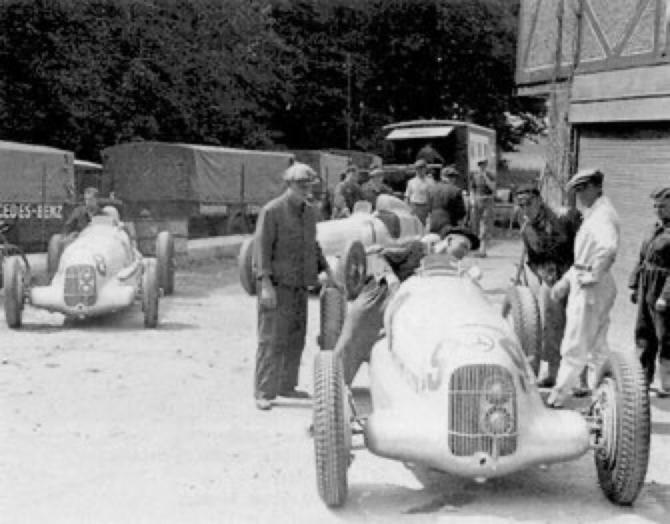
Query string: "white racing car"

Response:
xmin=312 ymin=242 xmax=650 ymax=508
xmin=238 ymin=195 xmax=424 ymax=298
xmin=2 ymin=210 xmax=175 ymax=329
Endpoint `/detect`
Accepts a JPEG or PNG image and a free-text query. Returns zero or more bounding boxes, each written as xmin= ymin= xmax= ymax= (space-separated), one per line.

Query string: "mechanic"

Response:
xmin=427 ymin=165 xmax=467 ymax=236
xmin=515 ymin=184 xmax=582 ymax=388
xmin=629 ymin=186 xmax=670 ymax=396
xmin=361 ymin=167 xmax=392 ymax=209
xmin=405 ymin=159 xmax=434 ymax=226
xmin=332 ymin=165 xmax=364 ymax=218
xmin=253 ymin=162 xmax=338 ymax=411
xmin=62 ymin=187 xmax=103 ymax=234
xmin=334 ymin=228 xmax=479 ymax=386
xmin=468 ymin=158 xmax=496 ymax=257
xmin=548 ymin=169 xmax=620 ymax=408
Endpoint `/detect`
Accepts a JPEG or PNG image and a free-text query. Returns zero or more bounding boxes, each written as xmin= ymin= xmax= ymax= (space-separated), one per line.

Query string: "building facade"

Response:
xmin=516 ymin=0 xmax=670 ymax=341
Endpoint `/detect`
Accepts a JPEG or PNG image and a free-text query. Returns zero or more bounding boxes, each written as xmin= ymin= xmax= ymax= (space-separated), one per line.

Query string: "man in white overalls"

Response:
xmin=547 ymin=169 xmax=620 ymax=408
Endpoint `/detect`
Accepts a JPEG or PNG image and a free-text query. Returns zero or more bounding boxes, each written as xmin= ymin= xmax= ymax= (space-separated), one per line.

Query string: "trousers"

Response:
xmin=635 ymin=269 xmax=670 ymax=384
xmin=254 ymin=285 xmax=307 ymax=399
xmin=536 ymin=281 xmax=566 ymax=378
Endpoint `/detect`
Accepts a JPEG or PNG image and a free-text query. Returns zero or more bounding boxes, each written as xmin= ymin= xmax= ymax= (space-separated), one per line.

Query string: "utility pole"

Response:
xmin=346 ymin=52 xmax=352 ymax=150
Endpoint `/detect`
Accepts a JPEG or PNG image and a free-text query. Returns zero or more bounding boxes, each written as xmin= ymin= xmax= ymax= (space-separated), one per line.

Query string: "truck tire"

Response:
xmin=47 ymin=234 xmax=66 ymax=281
xmin=3 ymin=256 xmax=24 ymax=329
xmin=142 ymin=258 xmax=160 ymax=328
xmin=592 ymin=351 xmax=650 ymax=506
xmin=313 ymin=350 xmax=350 ymax=508
xmin=238 ymin=236 xmax=257 ymax=296
xmin=335 ymin=240 xmax=366 ymax=301
xmin=155 ymin=231 xmax=175 ymax=295
xmin=319 ymin=286 xmax=346 ymax=350
xmin=502 ymin=285 xmax=541 ymax=376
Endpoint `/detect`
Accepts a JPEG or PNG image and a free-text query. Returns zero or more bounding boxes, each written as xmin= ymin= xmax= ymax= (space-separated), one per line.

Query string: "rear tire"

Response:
xmin=3 ymin=256 xmax=24 ymax=329
xmin=155 ymin=231 xmax=175 ymax=295
xmin=313 ymin=351 xmax=350 ymax=507
xmin=335 ymin=240 xmax=366 ymax=301
xmin=142 ymin=258 xmax=160 ymax=328
xmin=592 ymin=351 xmax=650 ymax=506
xmin=238 ymin=236 xmax=257 ymax=296
xmin=319 ymin=287 xmax=346 ymax=350
xmin=502 ymin=285 xmax=541 ymax=376
xmin=47 ymin=234 xmax=65 ymax=281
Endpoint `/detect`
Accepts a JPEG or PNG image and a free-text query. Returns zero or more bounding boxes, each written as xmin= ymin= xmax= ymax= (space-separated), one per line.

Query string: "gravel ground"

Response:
xmin=1 ymin=239 xmax=669 ymax=524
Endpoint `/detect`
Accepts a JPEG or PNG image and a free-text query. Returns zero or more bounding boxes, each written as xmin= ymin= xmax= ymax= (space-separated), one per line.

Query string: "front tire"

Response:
xmin=155 ymin=231 xmax=175 ymax=295
xmin=47 ymin=234 xmax=66 ymax=281
xmin=319 ymin=286 xmax=346 ymax=350
xmin=238 ymin=236 xmax=257 ymax=296
xmin=3 ymin=256 xmax=24 ymax=328
xmin=592 ymin=351 xmax=650 ymax=506
xmin=335 ymin=240 xmax=366 ymax=301
xmin=502 ymin=285 xmax=541 ymax=376
xmin=142 ymin=258 xmax=160 ymax=328
xmin=313 ymin=351 xmax=350 ymax=507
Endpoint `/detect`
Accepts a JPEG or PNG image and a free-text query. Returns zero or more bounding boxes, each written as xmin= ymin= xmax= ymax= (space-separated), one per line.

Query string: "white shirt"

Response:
xmin=574 ymin=196 xmax=620 ymax=280
xmin=405 ymin=176 xmax=433 ymax=204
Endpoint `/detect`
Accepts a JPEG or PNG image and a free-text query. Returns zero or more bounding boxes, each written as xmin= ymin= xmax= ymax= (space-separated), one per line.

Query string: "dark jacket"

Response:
xmin=427 ymin=181 xmax=466 ymax=235
xmin=62 ymin=205 xmax=102 ymax=234
xmin=333 ymin=180 xmax=364 ymax=215
xmin=629 ymin=221 xmax=670 ymax=302
xmin=254 ymin=191 xmax=328 ymax=288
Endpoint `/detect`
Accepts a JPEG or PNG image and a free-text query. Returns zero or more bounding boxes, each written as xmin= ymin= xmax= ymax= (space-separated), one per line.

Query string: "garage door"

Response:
xmin=578 ymin=126 xmax=670 ymax=346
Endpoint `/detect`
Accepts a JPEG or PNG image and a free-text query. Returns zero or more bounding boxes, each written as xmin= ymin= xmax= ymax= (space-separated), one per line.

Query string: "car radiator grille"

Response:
xmin=64 ymin=264 xmax=97 ymax=307
xmin=448 ymin=364 xmax=517 ymax=457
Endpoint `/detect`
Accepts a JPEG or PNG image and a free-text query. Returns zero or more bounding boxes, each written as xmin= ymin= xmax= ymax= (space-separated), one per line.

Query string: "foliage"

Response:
xmin=0 ymin=0 xmax=523 ymax=160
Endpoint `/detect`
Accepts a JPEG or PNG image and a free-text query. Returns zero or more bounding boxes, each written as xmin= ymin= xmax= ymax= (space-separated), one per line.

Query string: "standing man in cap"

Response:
xmin=468 ymin=158 xmax=496 ymax=257
xmin=361 ymin=167 xmax=392 ymax=209
xmin=427 ymin=165 xmax=467 ymax=236
xmin=332 ymin=164 xmax=364 ymax=218
xmin=548 ymin=169 xmax=620 ymax=408
xmin=629 ymin=186 xmax=670 ymax=396
xmin=405 ymin=158 xmax=433 ymax=226
xmin=253 ymin=162 xmax=337 ymax=410
xmin=416 ymin=141 xmax=445 ymax=166
xmin=515 ymin=184 xmax=581 ymax=387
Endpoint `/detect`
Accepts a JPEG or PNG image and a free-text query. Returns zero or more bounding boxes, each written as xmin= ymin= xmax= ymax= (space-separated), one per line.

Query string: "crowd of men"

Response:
xmin=251 ymin=157 xmax=670 ymax=411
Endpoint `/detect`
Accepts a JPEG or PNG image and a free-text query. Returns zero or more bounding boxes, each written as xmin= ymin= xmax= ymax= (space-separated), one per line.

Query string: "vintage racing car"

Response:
xmin=238 ymin=194 xmax=424 ymax=298
xmin=312 ymin=242 xmax=650 ymax=508
xmin=2 ymin=210 xmax=175 ymax=329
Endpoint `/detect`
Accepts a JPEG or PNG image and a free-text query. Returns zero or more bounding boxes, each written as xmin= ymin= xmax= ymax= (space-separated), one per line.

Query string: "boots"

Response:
xmin=572 ymin=367 xmax=590 ymax=397
xmin=657 ymin=359 xmax=670 ymax=398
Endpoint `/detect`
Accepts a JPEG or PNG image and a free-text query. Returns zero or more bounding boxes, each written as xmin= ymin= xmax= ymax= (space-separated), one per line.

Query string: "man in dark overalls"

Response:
xmin=629 ymin=186 xmax=670 ymax=396
xmin=254 ymin=162 xmax=337 ymax=410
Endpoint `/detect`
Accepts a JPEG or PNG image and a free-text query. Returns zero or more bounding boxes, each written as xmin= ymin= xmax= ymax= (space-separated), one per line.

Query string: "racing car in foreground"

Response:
xmin=2 ymin=211 xmax=175 ymax=329
xmin=238 ymin=194 xmax=423 ymax=298
xmin=312 ymin=244 xmax=650 ymax=508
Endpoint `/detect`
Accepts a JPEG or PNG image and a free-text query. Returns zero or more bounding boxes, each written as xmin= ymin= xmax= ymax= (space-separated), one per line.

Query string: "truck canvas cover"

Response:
xmin=101 ymin=142 xmax=294 ymax=208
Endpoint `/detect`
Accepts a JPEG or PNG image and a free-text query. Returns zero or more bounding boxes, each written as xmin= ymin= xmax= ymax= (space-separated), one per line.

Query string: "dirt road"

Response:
xmin=2 ymin=244 xmax=670 ymax=523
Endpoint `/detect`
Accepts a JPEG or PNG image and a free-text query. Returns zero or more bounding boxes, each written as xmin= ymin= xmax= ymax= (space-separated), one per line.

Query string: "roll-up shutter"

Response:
xmin=578 ymin=125 xmax=670 ymax=343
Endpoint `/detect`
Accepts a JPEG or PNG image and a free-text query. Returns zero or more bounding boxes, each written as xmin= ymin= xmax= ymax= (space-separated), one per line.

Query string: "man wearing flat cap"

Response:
xmin=427 ymin=166 xmax=467 ymax=236
xmin=548 ymin=168 xmax=620 ymax=407
xmin=629 ymin=186 xmax=670 ymax=396
xmin=515 ymin=183 xmax=581 ymax=387
xmin=253 ymin=162 xmax=337 ymax=410
xmin=361 ymin=167 xmax=392 ymax=209
xmin=405 ymin=158 xmax=434 ymax=226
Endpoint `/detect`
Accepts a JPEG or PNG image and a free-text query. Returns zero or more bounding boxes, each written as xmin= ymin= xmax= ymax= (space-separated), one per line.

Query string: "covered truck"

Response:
xmin=0 ymin=141 xmax=75 ymax=252
xmin=101 ymin=142 xmax=295 ymax=243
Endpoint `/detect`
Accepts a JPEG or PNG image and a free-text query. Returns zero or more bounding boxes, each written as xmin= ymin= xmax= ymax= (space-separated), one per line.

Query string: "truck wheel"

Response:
xmin=226 ymin=211 xmax=250 ymax=235
xmin=3 ymin=256 xmax=25 ymax=329
xmin=238 ymin=236 xmax=257 ymax=296
xmin=502 ymin=285 xmax=541 ymax=376
xmin=155 ymin=231 xmax=175 ymax=295
xmin=47 ymin=234 xmax=65 ymax=281
xmin=319 ymin=286 xmax=346 ymax=350
xmin=142 ymin=258 xmax=160 ymax=328
xmin=592 ymin=351 xmax=650 ymax=506
xmin=335 ymin=240 xmax=366 ymax=301
xmin=313 ymin=351 xmax=350 ymax=507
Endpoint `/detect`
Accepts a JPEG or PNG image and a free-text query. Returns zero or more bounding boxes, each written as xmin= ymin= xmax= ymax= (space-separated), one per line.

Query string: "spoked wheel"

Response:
xmin=335 ymin=240 xmax=366 ymax=301
xmin=155 ymin=231 xmax=175 ymax=295
xmin=319 ymin=286 xmax=346 ymax=351
xmin=313 ymin=351 xmax=351 ymax=508
xmin=238 ymin=236 xmax=257 ymax=296
xmin=142 ymin=258 xmax=160 ymax=328
xmin=501 ymin=285 xmax=541 ymax=376
xmin=591 ymin=351 xmax=650 ymax=506
xmin=3 ymin=255 xmax=25 ymax=328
